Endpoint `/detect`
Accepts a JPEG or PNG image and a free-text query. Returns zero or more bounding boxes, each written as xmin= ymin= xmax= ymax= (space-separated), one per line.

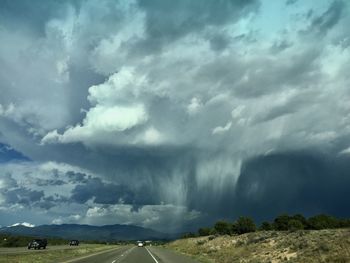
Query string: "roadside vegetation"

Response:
xmin=0 ymin=234 xmax=68 ymax=247
xmin=0 ymin=233 xmax=140 ymax=247
xmin=168 ymin=214 xmax=350 ymax=263
xmin=168 ymin=228 xmax=350 ymax=263
xmin=0 ymin=243 xmax=120 ymax=263
xmin=182 ymin=214 xmax=350 ymax=238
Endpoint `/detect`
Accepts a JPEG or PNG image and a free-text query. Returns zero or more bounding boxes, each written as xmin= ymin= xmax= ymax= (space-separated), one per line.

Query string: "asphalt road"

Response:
xmin=66 ymin=246 xmax=199 ymax=263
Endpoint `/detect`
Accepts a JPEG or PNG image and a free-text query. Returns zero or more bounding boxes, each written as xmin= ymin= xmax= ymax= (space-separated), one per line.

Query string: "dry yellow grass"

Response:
xmin=166 ymin=228 xmax=350 ymax=263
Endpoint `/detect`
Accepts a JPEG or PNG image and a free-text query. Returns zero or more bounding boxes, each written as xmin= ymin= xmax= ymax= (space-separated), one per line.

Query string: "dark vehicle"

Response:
xmin=28 ymin=239 xmax=47 ymax=249
xmin=69 ymin=240 xmax=79 ymax=246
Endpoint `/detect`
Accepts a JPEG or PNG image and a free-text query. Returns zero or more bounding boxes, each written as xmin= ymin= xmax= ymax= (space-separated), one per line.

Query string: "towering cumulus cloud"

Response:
xmin=0 ymin=0 xmax=350 ymax=232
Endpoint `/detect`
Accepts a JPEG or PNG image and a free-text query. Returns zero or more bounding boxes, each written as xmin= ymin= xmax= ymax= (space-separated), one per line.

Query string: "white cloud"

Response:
xmin=339 ymin=147 xmax=350 ymax=155
xmin=42 ymin=104 xmax=148 ymax=145
xmin=51 ymin=218 xmax=63 ymax=225
xmin=231 ymin=105 xmax=245 ymax=119
xmin=212 ymin=121 xmax=232 ymax=135
xmin=52 ymin=214 xmax=81 ymax=225
xmin=42 ymin=67 xmax=151 ymax=146
xmin=187 ymin=97 xmax=203 ymax=115
xmin=0 ymin=161 xmax=94 ymax=203
xmin=134 ymin=127 xmax=164 ymax=145
xmin=0 ymin=103 xmax=15 ymax=117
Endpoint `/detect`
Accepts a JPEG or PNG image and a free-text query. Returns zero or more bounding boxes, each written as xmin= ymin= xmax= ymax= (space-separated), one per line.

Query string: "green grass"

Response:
xmin=0 ymin=244 xmax=121 ymax=263
xmin=166 ymin=228 xmax=350 ymax=263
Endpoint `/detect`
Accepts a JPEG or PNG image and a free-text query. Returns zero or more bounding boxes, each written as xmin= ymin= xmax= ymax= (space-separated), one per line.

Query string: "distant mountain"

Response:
xmin=0 ymin=224 xmax=178 ymax=241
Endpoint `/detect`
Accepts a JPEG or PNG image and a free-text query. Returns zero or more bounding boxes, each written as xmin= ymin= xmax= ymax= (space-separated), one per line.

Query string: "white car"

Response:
xmin=137 ymin=242 xmax=144 ymax=247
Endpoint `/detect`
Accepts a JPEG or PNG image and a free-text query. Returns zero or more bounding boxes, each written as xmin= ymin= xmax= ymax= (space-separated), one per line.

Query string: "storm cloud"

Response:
xmin=0 ymin=0 xmax=350 ymax=232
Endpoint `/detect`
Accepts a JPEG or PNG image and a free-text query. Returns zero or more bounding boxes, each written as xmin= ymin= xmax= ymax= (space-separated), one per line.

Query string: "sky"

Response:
xmin=0 ymin=0 xmax=350 ymax=233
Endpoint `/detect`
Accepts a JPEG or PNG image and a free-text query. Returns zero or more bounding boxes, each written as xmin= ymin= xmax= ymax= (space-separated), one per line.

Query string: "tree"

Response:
xmin=291 ymin=214 xmax=308 ymax=229
xmin=273 ymin=214 xmax=291 ymax=231
xmin=287 ymin=219 xmax=304 ymax=231
xmin=233 ymin=216 xmax=256 ymax=235
xmin=307 ymin=214 xmax=339 ymax=230
xmin=214 ymin=221 xmax=232 ymax=235
xmin=198 ymin=227 xmax=212 ymax=236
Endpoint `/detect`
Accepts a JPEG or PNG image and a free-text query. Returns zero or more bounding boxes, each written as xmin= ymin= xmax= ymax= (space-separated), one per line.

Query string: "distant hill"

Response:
xmin=0 ymin=224 xmax=177 ymax=241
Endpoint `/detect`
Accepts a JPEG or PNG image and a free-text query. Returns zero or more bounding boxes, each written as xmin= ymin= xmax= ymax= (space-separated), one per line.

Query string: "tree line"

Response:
xmin=183 ymin=214 xmax=350 ymax=238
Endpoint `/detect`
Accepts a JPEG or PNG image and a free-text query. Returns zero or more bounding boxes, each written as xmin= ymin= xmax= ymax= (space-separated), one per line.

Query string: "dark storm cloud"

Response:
xmin=236 ymin=50 xmax=321 ymax=98
xmin=39 ymin=195 xmax=70 ymax=209
xmin=71 ymin=177 xmax=135 ymax=205
xmin=0 ymin=0 xmax=80 ymax=35
xmin=286 ymin=0 xmax=298 ymax=5
xmin=208 ymin=32 xmax=232 ymax=52
xmin=195 ymin=48 xmax=321 ymax=98
xmin=138 ymin=0 xmax=259 ymax=35
xmin=182 ymin=150 xmax=350 ymax=227
xmin=4 ymin=187 xmax=44 ymax=206
xmin=135 ymin=0 xmax=259 ymax=51
xmin=66 ymin=146 xmax=197 ymax=207
xmin=233 ymin=151 xmax=350 ymax=222
xmin=66 ymin=171 xmax=88 ymax=184
xmin=270 ymin=40 xmax=293 ymax=53
xmin=253 ymin=90 xmax=313 ymax=123
xmin=0 ymin=143 xmax=30 ymax=163
xmin=35 ymin=178 xmax=65 ymax=186
xmin=309 ymin=0 xmax=345 ymax=35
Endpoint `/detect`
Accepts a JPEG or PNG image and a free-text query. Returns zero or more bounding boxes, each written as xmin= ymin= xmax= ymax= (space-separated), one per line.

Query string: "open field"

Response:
xmin=166 ymin=228 xmax=350 ymax=263
xmin=0 ymin=244 xmax=121 ymax=263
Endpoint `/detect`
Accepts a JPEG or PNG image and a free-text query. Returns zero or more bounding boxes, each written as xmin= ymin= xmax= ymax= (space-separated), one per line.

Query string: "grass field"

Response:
xmin=0 ymin=244 xmax=120 ymax=263
xmin=166 ymin=228 xmax=350 ymax=263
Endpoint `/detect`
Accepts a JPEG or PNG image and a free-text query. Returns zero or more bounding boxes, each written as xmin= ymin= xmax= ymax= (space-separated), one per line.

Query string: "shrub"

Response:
xmin=233 ymin=216 xmax=256 ymax=235
xmin=259 ymin=221 xmax=273 ymax=231
xmin=196 ymin=240 xmax=206 ymax=245
xmin=182 ymin=232 xmax=197 ymax=238
xmin=338 ymin=219 xmax=350 ymax=228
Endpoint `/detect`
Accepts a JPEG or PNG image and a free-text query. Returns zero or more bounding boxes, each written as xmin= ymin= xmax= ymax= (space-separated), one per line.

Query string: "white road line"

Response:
xmin=111 ymin=247 xmax=135 ymax=263
xmin=62 ymin=247 xmax=122 ymax=263
xmin=145 ymin=247 xmax=159 ymax=263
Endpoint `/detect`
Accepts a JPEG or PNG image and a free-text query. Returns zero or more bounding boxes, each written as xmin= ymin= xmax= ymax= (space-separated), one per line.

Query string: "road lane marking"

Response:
xmin=62 ymin=247 xmax=125 ymax=263
xmin=145 ymin=247 xmax=159 ymax=263
xmin=111 ymin=246 xmax=135 ymax=263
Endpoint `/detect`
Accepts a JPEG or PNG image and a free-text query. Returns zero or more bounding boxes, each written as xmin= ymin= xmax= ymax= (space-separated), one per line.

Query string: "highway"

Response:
xmin=64 ymin=246 xmax=199 ymax=263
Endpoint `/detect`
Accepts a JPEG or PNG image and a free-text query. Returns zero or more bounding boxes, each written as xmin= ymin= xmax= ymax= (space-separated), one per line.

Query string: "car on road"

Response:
xmin=69 ymin=240 xmax=79 ymax=246
xmin=27 ymin=239 xmax=47 ymax=250
xmin=137 ymin=241 xmax=144 ymax=247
